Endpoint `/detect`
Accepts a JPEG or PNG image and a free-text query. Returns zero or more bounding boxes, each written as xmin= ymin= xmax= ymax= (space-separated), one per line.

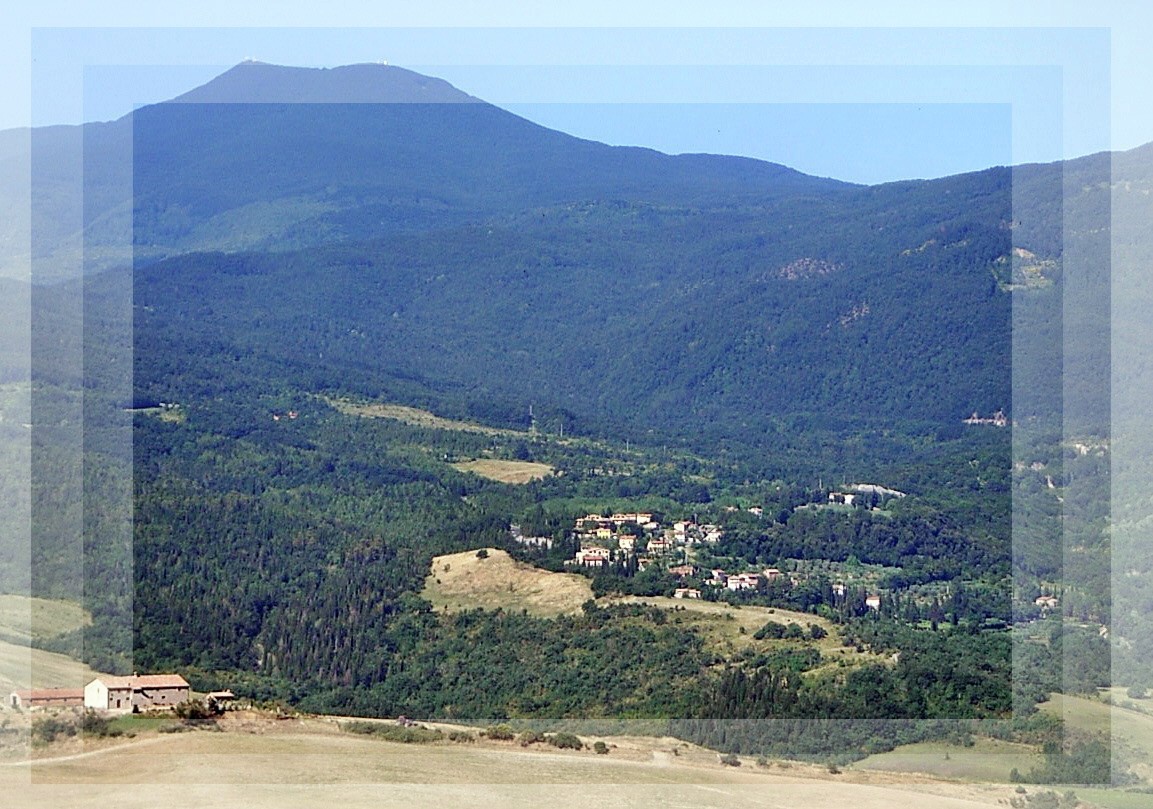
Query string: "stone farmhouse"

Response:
xmin=84 ymin=673 xmax=190 ymax=712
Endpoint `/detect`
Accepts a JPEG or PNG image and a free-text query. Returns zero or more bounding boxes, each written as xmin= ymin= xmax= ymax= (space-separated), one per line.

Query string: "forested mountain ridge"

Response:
xmin=97 ymin=64 xmax=1030 ymax=433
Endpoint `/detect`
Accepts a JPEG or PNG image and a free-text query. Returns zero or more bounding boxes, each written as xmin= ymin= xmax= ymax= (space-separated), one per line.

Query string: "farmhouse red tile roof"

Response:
xmin=95 ymin=674 xmax=189 ymax=689
xmin=13 ymin=688 xmax=85 ymax=700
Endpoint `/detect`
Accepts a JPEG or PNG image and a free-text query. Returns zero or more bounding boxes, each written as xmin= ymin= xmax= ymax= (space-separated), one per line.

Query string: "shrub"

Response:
xmin=484 ymin=724 xmax=516 ymax=741
xmin=719 ymin=753 xmax=741 ymax=767
xmin=547 ymin=732 xmax=583 ymax=750
xmin=31 ymin=716 xmax=75 ymax=745
xmin=593 ymin=741 xmax=609 ymax=755
xmin=448 ymin=730 xmax=475 ymax=743
xmin=518 ymin=730 xmax=545 ymax=747
xmin=754 ymin=622 xmax=786 ymax=640
xmin=174 ymin=699 xmax=214 ymax=721
xmin=342 ymin=721 xmax=443 ymax=744
xmin=79 ymin=710 xmax=112 ymax=737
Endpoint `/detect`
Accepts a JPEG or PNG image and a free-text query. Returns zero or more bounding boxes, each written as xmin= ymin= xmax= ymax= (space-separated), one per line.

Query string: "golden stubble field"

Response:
xmin=423 ymin=549 xmax=593 ymax=617
xmin=1 ymin=710 xmax=1023 ymax=809
xmin=450 ymin=458 xmax=555 ymax=484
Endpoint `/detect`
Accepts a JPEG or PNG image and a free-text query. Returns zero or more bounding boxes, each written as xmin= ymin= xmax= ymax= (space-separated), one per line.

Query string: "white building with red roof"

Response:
xmin=84 ymin=674 xmax=190 ymax=712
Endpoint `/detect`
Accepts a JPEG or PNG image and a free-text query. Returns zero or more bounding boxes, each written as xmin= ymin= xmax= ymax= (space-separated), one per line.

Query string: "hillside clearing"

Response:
xmin=423 ymin=549 xmax=593 ymax=617
xmin=0 ymin=639 xmax=105 ymax=695
xmin=0 ymin=595 xmax=91 ymax=645
xmin=853 ymin=738 xmax=1042 ymax=782
xmin=0 ymin=596 xmax=100 ymax=694
xmin=326 ymin=398 xmax=522 ymax=437
xmin=451 ymin=459 xmax=554 ymax=484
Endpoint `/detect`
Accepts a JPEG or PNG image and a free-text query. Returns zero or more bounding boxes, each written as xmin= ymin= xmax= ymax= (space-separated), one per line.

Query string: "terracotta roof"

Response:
xmin=91 ymin=674 xmax=189 ymax=690
xmin=12 ymin=688 xmax=85 ymax=701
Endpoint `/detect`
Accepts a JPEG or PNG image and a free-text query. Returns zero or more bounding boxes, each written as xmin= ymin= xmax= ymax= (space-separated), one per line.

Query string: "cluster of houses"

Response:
xmin=515 ymin=510 xmax=891 ymax=612
xmin=553 ymin=512 xmax=724 ymax=572
xmin=8 ymin=673 xmax=234 ymax=713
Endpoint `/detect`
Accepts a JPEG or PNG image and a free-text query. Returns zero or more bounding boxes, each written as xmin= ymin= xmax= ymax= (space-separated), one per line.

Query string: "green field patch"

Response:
xmin=854 ymin=738 xmax=1042 ymax=782
xmin=0 ymin=594 xmax=91 ymax=645
xmin=108 ymin=714 xmax=182 ymax=735
xmin=1067 ymin=787 xmax=1153 ymax=809
xmin=1039 ymin=692 xmax=1153 ymax=781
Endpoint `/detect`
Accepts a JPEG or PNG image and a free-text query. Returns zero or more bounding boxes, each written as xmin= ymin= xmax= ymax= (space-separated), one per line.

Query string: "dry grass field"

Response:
xmin=0 ymin=596 xmax=100 ymax=695
xmin=1 ymin=709 xmax=1027 ymax=809
xmin=450 ymin=458 xmax=554 ymax=484
xmin=0 ymin=641 xmax=105 ymax=696
xmin=326 ymin=398 xmax=521 ymax=437
xmin=423 ymin=549 xmax=593 ymax=617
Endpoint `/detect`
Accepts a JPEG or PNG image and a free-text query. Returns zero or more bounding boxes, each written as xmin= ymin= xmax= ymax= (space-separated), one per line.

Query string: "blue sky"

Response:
xmin=6 ymin=2 xmax=1148 ymax=184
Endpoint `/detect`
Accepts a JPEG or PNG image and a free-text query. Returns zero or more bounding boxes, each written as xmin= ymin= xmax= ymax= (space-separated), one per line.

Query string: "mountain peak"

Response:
xmin=169 ymin=62 xmax=480 ymax=105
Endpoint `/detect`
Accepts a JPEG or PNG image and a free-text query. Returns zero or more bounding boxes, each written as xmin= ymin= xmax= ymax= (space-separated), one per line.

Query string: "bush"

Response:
xmin=593 ymin=741 xmax=609 ymax=755
xmin=754 ymin=622 xmax=786 ymax=640
xmin=174 ymin=699 xmax=214 ymax=721
xmin=448 ymin=730 xmax=475 ymax=743
xmin=1127 ymin=685 xmax=1147 ymax=700
xmin=547 ymin=732 xmax=583 ymax=750
xmin=518 ymin=730 xmax=545 ymax=747
xmin=485 ymin=724 xmax=515 ymax=741
xmin=31 ymin=716 xmax=76 ymax=745
xmin=342 ymin=721 xmax=443 ymax=744
xmin=79 ymin=710 xmax=112 ymax=737
xmin=719 ymin=753 xmax=741 ymax=767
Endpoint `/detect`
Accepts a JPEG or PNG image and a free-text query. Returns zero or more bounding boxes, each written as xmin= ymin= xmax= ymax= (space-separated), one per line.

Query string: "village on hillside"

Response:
xmin=511 ymin=499 xmax=899 ymax=608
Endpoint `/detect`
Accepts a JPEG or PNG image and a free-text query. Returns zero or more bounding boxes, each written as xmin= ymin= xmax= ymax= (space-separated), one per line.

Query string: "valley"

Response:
xmin=5 ymin=59 xmax=1134 ymax=803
